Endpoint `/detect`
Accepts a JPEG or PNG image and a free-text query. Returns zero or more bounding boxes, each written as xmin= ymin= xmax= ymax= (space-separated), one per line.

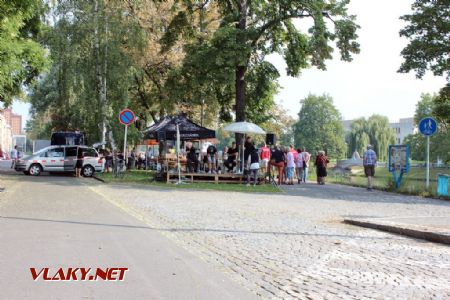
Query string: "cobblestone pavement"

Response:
xmin=88 ymin=182 xmax=450 ymax=299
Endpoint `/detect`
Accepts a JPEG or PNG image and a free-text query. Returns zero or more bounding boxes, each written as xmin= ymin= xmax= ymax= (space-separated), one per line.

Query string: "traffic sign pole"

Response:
xmin=123 ymin=125 xmax=128 ymax=167
xmin=426 ymin=135 xmax=430 ymax=189
xmin=118 ymin=108 xmax=136 ymax=168
xmin=418 ymin=117 xmax=437 ymax=190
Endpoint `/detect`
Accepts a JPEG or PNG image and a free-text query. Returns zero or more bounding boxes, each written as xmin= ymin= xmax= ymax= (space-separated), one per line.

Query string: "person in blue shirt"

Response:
xmin=363 ymin=145 xmax=377 ymax=191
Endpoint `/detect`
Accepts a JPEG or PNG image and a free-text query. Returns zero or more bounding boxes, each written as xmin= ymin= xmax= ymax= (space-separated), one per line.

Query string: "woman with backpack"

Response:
xmin=315 ymin=150 xmax=329 ymax=185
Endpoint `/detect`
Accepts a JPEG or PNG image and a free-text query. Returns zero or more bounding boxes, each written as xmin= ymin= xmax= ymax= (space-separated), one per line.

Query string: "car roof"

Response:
xmin=41 ymin=145 xmax=93 ymax=150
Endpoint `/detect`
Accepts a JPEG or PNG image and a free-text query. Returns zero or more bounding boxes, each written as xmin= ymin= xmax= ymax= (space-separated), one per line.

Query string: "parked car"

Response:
xmin=14 ymin=145 xmax=104 ymax=177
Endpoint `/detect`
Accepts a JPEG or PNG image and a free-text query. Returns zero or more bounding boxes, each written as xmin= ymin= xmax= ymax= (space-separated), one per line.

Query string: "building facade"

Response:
xmin=389 ymin=118 xmax=417 ymax=144
xmin=0 ymin=113 xmax=13 ymax=153
xmin=0 ymin=108 xmax=23 ymax=154
xmin=2 ymin=108 xmax=22 ymax=135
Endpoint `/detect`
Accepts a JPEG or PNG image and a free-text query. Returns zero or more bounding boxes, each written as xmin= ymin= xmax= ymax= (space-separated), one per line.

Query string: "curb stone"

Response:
xmin=344 ymin=218 xmax=450 ymax=245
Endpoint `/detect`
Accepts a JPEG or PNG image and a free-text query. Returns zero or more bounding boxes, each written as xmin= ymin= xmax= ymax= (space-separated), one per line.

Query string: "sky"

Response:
xmin=266 ymin=0 xmax=447 ymax=121
xmin=12 ymin=0 xmax=448 ymax=128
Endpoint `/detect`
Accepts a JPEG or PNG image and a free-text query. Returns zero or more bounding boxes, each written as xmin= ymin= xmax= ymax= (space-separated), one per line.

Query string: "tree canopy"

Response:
xmin=293 ymin=94 xmax=346 ymax=159
xmin=399 ymin=0 xmax=450 ymax=80
xmin=0 ymin=0 xmax=48 ymax=106
xmin=166 ymin=0 xmax=360 ymax=126
xmin=347 ymin=115 xmax=395 ymax=161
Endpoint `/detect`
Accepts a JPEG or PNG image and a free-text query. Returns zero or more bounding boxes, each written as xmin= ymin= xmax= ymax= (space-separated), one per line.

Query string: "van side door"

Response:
xmin=45 ymin=147 xmax=65 ymax=171
xmin=64 ymin=146 xmax=78 ymax=171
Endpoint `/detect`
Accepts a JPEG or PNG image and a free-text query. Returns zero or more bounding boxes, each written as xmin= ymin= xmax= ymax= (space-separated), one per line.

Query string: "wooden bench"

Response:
xmin=166 ymin=172 xmax=265 ymax=184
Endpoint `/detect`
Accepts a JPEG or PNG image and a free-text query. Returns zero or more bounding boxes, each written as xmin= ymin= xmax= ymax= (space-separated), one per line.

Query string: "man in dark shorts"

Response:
xmin=76 ymin=147 xmax=84 ymax=177
xmin=224 ymin=142 xmax=238 ymax=172
xmin=363 ymin=145 xmax=377 ymax=191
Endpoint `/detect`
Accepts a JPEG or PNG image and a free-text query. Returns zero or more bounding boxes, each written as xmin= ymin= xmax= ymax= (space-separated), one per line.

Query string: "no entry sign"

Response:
xmin=119 ymin=109 xmax=136 ymax=126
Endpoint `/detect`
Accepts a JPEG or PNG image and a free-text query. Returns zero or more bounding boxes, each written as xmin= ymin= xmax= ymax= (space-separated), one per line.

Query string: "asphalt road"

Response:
xmin=0 ymin=174 xmax=256 ymax=300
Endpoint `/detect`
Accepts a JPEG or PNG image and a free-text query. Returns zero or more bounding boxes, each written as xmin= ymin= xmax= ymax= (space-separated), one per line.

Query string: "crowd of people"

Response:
xmin=182 ymin=136 xmax=332 ymax=186
xmin=100 ymin=138 xmax=377 ymax=190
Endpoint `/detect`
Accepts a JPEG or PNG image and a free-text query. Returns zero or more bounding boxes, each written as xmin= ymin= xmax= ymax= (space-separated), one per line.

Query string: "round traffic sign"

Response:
xmin=119 ymin=109 xmax=136 ymax=126
xmin=419 ymin=117 xmax=438 ymax=137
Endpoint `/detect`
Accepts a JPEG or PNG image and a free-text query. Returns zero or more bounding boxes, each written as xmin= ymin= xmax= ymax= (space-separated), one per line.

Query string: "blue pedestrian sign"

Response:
xmin=419 ymin=117 xmax=437 ymax=137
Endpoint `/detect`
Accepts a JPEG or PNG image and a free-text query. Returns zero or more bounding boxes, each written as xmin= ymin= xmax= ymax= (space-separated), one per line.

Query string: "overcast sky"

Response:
xmin=13 ymin=0 xmax=448 ymax=127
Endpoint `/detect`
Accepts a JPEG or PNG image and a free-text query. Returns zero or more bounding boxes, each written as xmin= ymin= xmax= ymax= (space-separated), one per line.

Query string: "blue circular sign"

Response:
xmin=119 ymin=109 xmax=135 ymax=126
xmin=419 ymin=117 xmax=438 ymax=136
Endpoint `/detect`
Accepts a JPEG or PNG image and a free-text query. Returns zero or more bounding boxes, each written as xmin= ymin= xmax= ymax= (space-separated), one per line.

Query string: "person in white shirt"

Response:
xmin=295 ymin=148 xmax=304 ymax=184
xmin=10 ymin=145 xmax=18 ymax=169
xmin=302 ymin=149 xmax=311 ymax=183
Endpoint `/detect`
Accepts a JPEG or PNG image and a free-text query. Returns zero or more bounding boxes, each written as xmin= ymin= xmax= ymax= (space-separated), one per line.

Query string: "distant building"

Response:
xmin=342 ymin=117 xmax=417 ymax=144
xmin=390 ymin=118 xmax=417 ymax=144
xmin=13 ymin=135 xmax=27 ymax=152
xmin=0 ymin=113 xmax=13 ymax=152
xmin=0 ymin=108 xmax=24 ymax=153
xmin=2 ymin=108 xmax=22 ymax=135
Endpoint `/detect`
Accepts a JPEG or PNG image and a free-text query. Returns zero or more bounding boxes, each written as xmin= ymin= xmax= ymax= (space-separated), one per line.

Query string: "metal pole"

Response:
xmin=426 ymin=135 xmax=430 ymax=189
xmin=176 ymin=123 xmax=181 ymax=184
xmin=123 ymin=125 xmax=128 ymax=167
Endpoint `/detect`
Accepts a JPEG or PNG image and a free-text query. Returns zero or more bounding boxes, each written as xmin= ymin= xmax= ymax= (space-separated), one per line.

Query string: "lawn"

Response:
xmin=321 ymin=165 xmax=449 ymax=197
xmin=96 ymin=170 xmax=281 ymax=193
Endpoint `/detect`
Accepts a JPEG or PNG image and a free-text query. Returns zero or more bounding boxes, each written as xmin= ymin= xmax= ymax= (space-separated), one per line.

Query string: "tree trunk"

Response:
xmin=94 ymin=0 xmax=109 ymax=147
xmin=94 ymin=0 xmax=103 ymax=141
xmin=235 ymin=0 xmax=248 ymax=146
xmin=102 ymin=11 xmax=109 ymax=149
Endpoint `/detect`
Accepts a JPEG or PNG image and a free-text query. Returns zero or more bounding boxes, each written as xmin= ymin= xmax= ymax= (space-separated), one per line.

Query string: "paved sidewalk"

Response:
xmin=0 ymin=175 xmax=257 ymax=300
xmin=89 ymin=181 xmax=450 ymax=299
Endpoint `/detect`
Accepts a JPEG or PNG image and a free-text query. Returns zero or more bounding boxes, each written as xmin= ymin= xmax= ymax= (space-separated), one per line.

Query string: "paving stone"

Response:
xmin=90 ymin=182 xmax=450 ymax=299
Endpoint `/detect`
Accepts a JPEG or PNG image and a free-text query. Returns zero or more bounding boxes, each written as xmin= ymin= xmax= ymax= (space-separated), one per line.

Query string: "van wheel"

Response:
xmin=82 ymin=165 xmax=94 ymax=177
xmin=29 ymin=164 xmax=42 ymax=176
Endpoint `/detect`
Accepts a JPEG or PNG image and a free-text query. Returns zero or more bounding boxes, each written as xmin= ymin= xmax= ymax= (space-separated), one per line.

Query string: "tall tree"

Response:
xmin=399 ymin=0 xmax=450 ymax=81
xmin=347 ymin=115 xmax=395 ymax=161
xmin=167 ymin=0 xmax=360 ymax=128
xmin=293 ymin=94 xmax=346 ymax=159
xmin=0 ymin=0 xmax=48 ymax=106
xmin=28 ymin=0 xmax=144 ymax=147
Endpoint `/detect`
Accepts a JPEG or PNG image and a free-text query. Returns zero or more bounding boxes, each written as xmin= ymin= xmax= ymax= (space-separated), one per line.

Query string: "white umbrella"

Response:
xmin=223 ymin=122 xmax=266 ymax=173
xmin=223 ymin=122 xmax=266 ymax=135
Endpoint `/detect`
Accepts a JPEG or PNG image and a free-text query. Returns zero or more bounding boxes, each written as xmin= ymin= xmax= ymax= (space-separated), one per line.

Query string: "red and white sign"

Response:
xmin=118 ymin=109 xmax=136 ymax=126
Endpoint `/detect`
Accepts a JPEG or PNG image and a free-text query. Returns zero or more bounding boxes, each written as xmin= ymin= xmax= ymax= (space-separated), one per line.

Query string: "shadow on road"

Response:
xmin=0 ymin=215 xmax=408 ymax=242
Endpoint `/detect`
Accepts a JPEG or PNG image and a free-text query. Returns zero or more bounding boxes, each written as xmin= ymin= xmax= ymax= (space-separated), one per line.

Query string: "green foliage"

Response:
xmin=347 ymin=115 xmax=396 ymax=161
xmin=27 ymin=0 xmax=144 ymax=146
xmin=293 ymin=94 xmax=346 ymax=159
xmin=404 ymin=93 xmax=450 ymax=163
xmin=414 ymin=93 xmax=435 ymax=125
xmin=168 ymin=0 xmax=360 ymax=123
xmin=399 ymin=0 xmax=450 ymax=80
xmin=0 ymin=0 xmax=49 ymax=105
xmin=433 ymin=85 xmax=450 ymax=127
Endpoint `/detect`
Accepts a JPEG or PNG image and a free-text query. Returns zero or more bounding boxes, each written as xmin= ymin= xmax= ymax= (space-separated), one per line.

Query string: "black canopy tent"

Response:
xmin=143 ymin=114 xmax=216 ymax=141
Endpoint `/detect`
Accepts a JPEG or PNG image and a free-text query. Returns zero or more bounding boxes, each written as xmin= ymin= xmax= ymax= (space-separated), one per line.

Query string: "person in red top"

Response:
xmin=260 ymin=142 xmax=271 ymax=177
